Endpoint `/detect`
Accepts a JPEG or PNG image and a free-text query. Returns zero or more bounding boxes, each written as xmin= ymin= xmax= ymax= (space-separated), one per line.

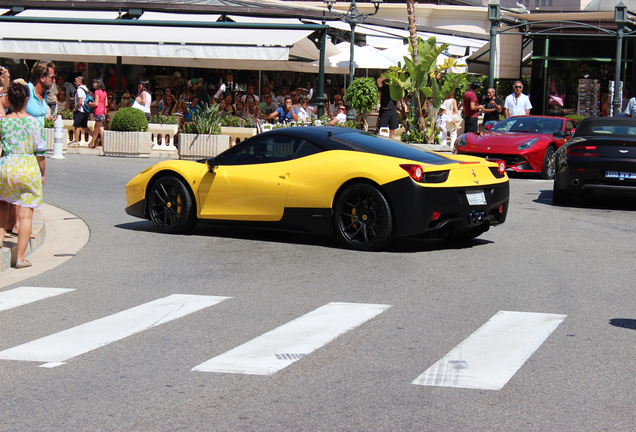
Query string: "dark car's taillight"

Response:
xmin=567 ymin=145 xmax=598 ymax=157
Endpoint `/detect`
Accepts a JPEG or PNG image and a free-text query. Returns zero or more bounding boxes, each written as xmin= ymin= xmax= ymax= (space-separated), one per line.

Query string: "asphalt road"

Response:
xmin=1 ymin=154 xmax=635 ymax=431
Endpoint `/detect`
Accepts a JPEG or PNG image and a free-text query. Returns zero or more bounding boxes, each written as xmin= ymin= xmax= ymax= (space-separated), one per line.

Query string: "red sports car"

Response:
xmin=455 ymin=116 xmax=578 ymax=179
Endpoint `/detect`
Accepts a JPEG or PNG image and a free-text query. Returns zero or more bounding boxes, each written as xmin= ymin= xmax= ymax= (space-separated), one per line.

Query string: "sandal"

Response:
xmin=16 ymin=260 xmax=32 ymax=269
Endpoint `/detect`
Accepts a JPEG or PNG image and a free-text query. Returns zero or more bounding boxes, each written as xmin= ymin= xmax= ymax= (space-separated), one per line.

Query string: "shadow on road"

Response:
xmin=535 ymin=189 xmax=636 ymax=211
xmin=609 ymin=318 xmax=636 ymax=330
xmin=115 ymin=221 xmax=493 ymax=253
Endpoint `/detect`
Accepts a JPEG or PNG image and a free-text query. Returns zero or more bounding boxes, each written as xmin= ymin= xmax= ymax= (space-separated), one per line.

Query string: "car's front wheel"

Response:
xmin=542 ymin=145 xmax=557 ymax=179
xmin=334 ymin=183 xmax=393 ymax=251
xmin=148 ymin=175 xmax=198 ymax=233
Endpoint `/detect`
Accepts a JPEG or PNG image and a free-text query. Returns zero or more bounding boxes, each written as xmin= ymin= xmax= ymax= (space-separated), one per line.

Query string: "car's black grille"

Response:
xmin=463 ymin=153 xmax=527 ymax=166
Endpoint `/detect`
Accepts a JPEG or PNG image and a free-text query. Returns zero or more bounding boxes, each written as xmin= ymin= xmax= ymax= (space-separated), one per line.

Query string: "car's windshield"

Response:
xmin=332 ymin=131 xmax=455 ymax=166
xmin=492 ymin=117 xmax=562 ymax=134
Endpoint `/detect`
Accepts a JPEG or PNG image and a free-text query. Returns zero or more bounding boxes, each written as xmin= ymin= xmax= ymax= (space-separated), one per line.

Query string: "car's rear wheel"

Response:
xmin=542 ymin=145 xmax=557 ymax=179
xmin=552 ymin=182 xmax=573 ymax=206
xmin=334 ymin=183 xmax=393 ymax=251
xmin=148 ymin=175 xmax=198 ymax=233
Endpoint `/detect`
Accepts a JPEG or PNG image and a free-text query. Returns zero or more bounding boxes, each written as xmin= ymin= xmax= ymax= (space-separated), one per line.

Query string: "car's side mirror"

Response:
xmin=569 ymin=128 xmax=576 ymax=137
xmin=484 ymin=124 xmax=492 ymax=131
xmin=206 ymin=157 xmax=219 ymax=172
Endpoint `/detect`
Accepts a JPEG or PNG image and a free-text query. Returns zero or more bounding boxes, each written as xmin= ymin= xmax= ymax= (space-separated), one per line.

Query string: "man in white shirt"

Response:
xmin=329 ymin=105 xmax=348 ymax=125
xmin=504 ymin=80 xmax=532 ymax=118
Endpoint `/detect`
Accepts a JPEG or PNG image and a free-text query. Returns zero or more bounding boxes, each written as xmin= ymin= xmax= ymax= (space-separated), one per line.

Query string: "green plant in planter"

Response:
xmin=149 ymin=114 xmax=178 ymax=125
xmin=344 ymin=77 xmax=378 ymax=131
xmin=60 ymin=109 xmax=74 ymax=120
xmin=44 ymin=116 xmax=55 ymax=128
xmin=220 ymin=114 xmax=242 ymax=128
xmin=401 ymin=128 xmax=425 ymax=144
xmin=185 ymin=103 xmax=222 ymax=135
xmin=565 ymin=114 xmax=585 ymax=122
xmin=110 ymin=107 xmax=149 ymax=132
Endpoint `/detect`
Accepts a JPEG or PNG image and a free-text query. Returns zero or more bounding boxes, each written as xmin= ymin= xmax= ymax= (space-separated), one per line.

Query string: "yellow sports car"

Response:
xmin=125 ymin=127 xmax=509 ymax=250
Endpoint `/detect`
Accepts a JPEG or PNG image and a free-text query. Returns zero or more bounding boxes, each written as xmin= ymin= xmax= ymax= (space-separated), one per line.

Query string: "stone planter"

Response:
xmin=103 ymin=130 xmax=152 ymax=157
xmin=44 ymin=127 xmax=69 ymax=154
xmin=220 ymin=126 xmax=258 ymax=147
xmin=178 ymin=133 xmax=230 ymax=160
xmin=148 ymin=123 xmax=179 ymax=151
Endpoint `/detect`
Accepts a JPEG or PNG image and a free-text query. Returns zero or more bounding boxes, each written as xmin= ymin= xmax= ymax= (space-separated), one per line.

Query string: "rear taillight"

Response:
xmin=400 ymin=164 xmax=423 ymax=182
xmin=567 ymin=145 xmax=598 ymax=157
xmin=493 ymin=159 xmax=506 ymax=175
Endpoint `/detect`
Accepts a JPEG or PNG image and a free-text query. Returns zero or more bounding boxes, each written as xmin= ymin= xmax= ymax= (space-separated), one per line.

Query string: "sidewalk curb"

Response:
xmin=0 ymin=204 xmax=90 ymax=288
xmin=0 ymin=208 xmax=45 ymax=271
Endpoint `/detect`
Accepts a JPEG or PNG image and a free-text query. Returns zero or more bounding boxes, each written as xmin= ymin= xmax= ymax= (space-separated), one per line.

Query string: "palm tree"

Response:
xmin=407 ymin=0 xmax=418 ymax=64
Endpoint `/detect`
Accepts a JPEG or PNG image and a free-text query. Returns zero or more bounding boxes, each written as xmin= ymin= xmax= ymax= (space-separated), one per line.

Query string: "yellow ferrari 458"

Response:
xmin=126 ymin=127 xmax=509 ymax=250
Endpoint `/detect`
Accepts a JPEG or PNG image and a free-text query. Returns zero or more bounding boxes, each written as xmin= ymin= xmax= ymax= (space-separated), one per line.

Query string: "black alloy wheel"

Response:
xmin=148 ymin=175 xmax=198 ymax=234
xmin=542 ymin=145 xmax=557 ymax=179
xmin=334 ymin=183 xmax=393 ymax=251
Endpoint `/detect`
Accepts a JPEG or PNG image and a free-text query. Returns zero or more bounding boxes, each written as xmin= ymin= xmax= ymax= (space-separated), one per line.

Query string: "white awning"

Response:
xmin=0 ymin=10 xmax=320 ymax=67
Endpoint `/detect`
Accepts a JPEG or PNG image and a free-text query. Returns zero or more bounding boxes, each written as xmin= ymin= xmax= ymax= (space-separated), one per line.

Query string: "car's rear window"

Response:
xmin=331 ymin=131 xmax=455 ymax=165
xmin=591 ymin=125 xmax=636 ymax=135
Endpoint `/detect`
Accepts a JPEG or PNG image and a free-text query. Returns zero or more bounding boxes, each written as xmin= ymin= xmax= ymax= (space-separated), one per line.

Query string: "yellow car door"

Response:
xmin=198 ymin=134 xmax=303 ymax=221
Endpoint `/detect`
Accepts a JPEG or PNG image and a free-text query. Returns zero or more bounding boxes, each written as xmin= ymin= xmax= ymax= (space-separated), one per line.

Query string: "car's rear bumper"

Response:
xmin=555 ymin=156 xmax=636 ymax=194
xmin=382 ymin=177 xmax=509 ymax=239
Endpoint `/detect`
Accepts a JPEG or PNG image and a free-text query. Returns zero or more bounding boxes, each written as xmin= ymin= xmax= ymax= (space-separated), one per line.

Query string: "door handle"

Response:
xmin=279 ymin=173 xmax=289 ymax=179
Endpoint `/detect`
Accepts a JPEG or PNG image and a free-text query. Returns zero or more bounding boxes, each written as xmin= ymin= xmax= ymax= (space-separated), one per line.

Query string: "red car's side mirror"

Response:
xmin=484 ymin=124 xmax=492 ymax=131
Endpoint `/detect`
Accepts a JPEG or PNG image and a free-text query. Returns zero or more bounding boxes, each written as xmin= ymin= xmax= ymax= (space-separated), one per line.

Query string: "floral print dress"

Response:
xmin=0 ymin=116 xmax=46 ymax=208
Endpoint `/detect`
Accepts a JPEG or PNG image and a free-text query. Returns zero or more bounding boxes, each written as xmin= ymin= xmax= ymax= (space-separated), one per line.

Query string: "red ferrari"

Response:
xmin=455 ymin=116 xmax=578 ymax=179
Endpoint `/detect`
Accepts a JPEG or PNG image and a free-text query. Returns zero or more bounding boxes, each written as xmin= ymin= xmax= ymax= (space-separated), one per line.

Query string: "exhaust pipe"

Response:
xmin=572 ymin=179 xmax=580 ymax=187
xmin=468 ymin=211 xmax=487 ymax=224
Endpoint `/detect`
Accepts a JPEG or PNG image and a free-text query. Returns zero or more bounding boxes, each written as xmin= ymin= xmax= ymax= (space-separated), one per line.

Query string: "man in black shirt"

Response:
xmin=482 ymin=87 xmax=502 ymax=129
xmin=377 ymin=76 xmax=398 ymax=138
xmin=188 ymin=78 xmax=210 ymax=111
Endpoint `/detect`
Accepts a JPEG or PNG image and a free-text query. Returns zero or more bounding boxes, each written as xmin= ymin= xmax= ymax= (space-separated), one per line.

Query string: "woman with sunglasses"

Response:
xmin=160 ymin=94 xmax=178 ymax=116
xmin=115 ymin=93 xmax=132 ymax=110
xmin=56 ymin=89 xmax=69 ymax=112
xmin=106 ymin=91 xmax=116 ymax=111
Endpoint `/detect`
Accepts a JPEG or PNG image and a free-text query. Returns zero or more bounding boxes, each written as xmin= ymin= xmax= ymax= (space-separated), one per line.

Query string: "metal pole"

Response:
xmin=116 ymin=56 xmax=123 ymax=100
xmin=613 ymin=25 xmax=624 ymax=116
xmin=488 ymin=20 xmax=497 ymax=89
xmin=347 ymin=20 xmax=356 ymax=122
xmin=543 ymin=37 xmax=549 ymax=116
xmin=317 ymin=26 xmax=327 ymax=118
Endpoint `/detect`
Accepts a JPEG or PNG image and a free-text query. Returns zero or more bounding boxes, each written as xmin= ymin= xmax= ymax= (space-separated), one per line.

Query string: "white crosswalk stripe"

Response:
xmin=0 ymin=287 xmax=75 ymax=312
xmin=192 ymin=302 xmax=391 ymax=375
xmin=412 ymin=311 xmax=567 ymax=390
xmin=1 ymin=290 xmax=566 ymax=388
xmin=0 ymin=294 xmax=230 ymax=368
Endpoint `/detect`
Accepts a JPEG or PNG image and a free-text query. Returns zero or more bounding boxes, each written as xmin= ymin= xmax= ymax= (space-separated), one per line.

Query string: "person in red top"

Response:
xmin=88 ymin=78 xmax=107 ymax=148
xmin=107 ymin=66 xmax=126 ymax=93
xmin=462 ymin=81 xmax=484 ymax=134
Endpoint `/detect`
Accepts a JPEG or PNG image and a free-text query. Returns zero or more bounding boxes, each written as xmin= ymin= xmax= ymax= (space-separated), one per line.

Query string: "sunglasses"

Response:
xmin=107 ymin=96 xmax=113 ymax=99
xmin=123 ymin=97 xmax=130 ymax=99
xmin=514 ymin=86 xmax=523 ymax=89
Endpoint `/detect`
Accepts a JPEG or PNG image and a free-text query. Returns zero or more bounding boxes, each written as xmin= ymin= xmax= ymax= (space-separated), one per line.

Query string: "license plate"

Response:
xmin=606 ymin=171 xmax=636 ymax=179
xmin=466 ymin=190 xmax=487 ymax=205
